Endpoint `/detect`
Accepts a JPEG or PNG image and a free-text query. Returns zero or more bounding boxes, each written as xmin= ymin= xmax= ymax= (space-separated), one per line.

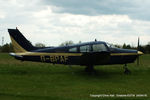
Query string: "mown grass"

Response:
xmin=0 ymin=53 xmax=150 ymax=100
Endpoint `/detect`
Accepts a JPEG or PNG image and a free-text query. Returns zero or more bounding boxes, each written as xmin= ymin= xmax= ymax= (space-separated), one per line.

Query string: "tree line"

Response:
xmin=0 ymin=41 xmax=150 ymax=53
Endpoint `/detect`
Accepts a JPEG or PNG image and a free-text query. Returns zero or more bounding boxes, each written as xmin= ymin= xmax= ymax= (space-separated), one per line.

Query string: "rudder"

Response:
xmin=8 ymin=28 xmax=36 ymax=53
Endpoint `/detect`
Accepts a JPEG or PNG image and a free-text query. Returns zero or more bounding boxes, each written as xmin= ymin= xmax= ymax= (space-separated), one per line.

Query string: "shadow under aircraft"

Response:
xmin=8 ymin=28 xmax=143 ymax=74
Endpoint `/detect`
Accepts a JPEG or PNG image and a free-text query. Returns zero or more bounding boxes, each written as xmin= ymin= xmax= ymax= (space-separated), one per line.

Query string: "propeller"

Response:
xmin=137 ymin=37 xmax=140 ymax=66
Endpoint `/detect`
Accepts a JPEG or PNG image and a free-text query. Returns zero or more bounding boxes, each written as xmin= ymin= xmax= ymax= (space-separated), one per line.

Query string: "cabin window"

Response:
xmin=69 ymin=47 xmax=77 ymax=52
xmin=93 ymin=44 xmax=107 ymax=52
xmin=80 ymin=45 xmax=90 ymax=52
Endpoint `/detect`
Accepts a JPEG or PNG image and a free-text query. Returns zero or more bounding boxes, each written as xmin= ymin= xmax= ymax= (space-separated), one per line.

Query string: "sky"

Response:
xmin=0 ymin=0 xmax=150 ymax=46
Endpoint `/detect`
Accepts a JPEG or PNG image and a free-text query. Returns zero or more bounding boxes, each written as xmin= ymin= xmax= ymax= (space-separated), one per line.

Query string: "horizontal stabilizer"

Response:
xmin=9 ymin=53 xmax=23 ymax=60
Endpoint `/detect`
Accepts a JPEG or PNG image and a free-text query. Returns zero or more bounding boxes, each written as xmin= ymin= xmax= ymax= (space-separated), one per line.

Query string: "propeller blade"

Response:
xmin=138 ymin=37 xmax=140 ymax=51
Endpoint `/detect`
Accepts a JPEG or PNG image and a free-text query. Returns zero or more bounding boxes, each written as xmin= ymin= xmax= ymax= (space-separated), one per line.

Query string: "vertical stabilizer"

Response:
xmin=8 ymin=28 xmax=36 ymax=53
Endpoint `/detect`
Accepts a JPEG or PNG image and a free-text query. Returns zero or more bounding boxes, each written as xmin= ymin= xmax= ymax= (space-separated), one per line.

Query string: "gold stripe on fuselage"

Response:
xmin=16 ymin=52 xmax=83 ymax=56
xmin=110 ymin=53 xmax=138 ymax=56
xmin=16 ymin=52 xmax=138 ymax=57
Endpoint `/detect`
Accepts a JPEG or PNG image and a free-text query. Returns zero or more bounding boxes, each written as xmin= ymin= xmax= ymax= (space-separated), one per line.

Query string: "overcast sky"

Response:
xmin=0 ymin=0 xmax=150 ymax=46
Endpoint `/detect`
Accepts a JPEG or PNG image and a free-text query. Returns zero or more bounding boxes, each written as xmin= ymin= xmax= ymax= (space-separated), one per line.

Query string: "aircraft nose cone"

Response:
xmin=137 ymin=51 xmax=144 ymax=55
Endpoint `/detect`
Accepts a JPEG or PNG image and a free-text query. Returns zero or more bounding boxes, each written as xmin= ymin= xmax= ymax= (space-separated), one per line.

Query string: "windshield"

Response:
xmin=106 ymin=43 xmax=118 ymax=48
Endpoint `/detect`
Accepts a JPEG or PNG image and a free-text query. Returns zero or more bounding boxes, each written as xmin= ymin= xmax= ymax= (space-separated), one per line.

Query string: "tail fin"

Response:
xmin=8 ymin=28 xmax=36 ymax=53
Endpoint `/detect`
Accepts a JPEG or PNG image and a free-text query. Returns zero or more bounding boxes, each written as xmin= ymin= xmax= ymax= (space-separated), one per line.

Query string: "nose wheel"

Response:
xmin=123 ymin=64 xmax=131 ymax=74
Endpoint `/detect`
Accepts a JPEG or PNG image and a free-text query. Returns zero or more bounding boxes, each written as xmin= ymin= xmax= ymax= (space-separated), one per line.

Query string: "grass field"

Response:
xmin=0 ymin=53 xmax=150 ymax=100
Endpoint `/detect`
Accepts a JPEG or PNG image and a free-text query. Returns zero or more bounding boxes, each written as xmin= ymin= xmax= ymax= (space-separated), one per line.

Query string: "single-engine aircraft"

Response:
xmin=8 ymin=28 xmax=143 ymax=74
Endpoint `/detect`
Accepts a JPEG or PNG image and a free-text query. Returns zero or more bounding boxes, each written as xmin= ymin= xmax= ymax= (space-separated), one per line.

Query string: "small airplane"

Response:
xmin=8 ymin=28 xmax=143 ymax=74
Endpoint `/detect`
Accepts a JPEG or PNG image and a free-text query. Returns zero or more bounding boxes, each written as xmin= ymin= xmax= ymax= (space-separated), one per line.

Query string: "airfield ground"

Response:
xmin=0 ymin=53 xmax=150 ymax=100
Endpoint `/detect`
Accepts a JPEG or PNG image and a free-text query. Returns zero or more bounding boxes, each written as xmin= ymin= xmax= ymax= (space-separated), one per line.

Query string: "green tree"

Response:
xmin=122 ymin=43 xmax=131 ymax=49
xmin=122 ymin=43 xmax=126 ymax=49
xmin=35 ymin=43 xmax=45 ymax=47
xmin=0 ymin=43 xmax=14 ymax=53
xmin=59 ymin=41 xmax=74 ymax=46
xmin=1 ymin=43 xmax=10 ymax=52
xmin=126 ymin=44 xmax=131 ymax=49
xmin=145 ymin=44 xmax=150 ymax=53
xmin=114 ymin=44 xmax=121 ymax=48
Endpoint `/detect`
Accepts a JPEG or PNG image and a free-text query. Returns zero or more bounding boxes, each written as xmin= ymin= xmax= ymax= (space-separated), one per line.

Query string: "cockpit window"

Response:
xmin=80 ymin=45 xmax=90 ymax=52
xmin=69 ymin=47 xmax=77 ymax=52
xmin=106 ymin=43 xmax=117 ymax=48
xmin=92 ymin=44 xmax=107 ymax=52
xmin=106 ymin=43 xmax=120 ymax=51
